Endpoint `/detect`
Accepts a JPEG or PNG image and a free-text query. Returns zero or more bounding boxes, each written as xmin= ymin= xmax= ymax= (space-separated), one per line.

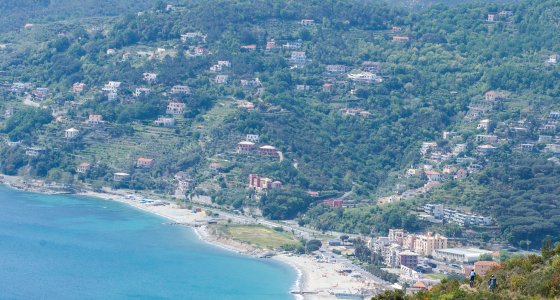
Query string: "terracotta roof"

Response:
xmin=475 ymin=261 xmax=499 ymax=267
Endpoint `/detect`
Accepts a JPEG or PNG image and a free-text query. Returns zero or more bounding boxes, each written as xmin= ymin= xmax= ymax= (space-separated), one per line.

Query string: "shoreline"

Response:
xmin=0 ymin=175 xmax=381 ymax=299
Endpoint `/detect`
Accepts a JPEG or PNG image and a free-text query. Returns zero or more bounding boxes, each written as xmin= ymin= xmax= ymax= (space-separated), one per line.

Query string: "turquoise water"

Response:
xmin=0 ymin=186 xmax=296 ymax=300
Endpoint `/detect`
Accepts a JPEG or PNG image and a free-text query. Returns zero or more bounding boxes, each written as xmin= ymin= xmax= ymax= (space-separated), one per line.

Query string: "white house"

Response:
xmin=64 ymin=128 xmax=79 ymax=139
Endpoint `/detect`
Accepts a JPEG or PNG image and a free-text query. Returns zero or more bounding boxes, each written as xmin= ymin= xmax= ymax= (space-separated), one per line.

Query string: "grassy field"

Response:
xmin=215 ymin=224 xmax=301 ymax=250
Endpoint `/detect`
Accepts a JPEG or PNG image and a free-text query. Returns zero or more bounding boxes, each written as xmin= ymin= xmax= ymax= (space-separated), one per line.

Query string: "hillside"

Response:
xmin=0 ymin=0 xmax=559 ymax=248
xmin=373 ymin=242 xmax=560 ymax=299
xmin=0 ymin=0 xmax=165 ymax=33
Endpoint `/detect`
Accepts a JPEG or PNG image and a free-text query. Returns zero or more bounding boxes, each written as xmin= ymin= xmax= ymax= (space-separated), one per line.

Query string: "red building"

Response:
xmin=399 ymin=250 xmax=419 ymax=269
xmin=136 ymin=157 xmax=155 ymax=168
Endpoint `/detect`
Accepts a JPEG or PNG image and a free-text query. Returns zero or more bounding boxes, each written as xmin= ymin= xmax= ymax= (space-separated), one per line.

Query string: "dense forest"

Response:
xmin=0 ymin=0 xmax=559 ymax=247
xmin=0 ymin=0 xmax=166 ymax=33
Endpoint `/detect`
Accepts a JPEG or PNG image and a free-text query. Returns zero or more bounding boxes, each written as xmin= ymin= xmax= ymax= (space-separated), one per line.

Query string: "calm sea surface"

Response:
xmin=0 ymin=186 xmax=295 ymax=300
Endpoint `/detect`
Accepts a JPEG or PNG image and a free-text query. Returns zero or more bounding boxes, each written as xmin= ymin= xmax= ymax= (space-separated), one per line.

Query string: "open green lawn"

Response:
xmin=215 ymin=224 xmax=301 ymax=250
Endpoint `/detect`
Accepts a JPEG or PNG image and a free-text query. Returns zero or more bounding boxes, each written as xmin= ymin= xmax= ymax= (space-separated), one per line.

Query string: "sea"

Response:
xmin=0 ymin=186 xmax=296 ymax=300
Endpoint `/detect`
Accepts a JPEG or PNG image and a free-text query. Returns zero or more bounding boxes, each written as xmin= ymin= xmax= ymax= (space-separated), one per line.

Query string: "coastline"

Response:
xmin=0 ymin=175 xmax=380 ymax=299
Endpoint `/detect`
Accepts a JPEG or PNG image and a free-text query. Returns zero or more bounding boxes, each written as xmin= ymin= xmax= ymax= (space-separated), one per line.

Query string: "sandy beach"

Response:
xmin=0 ymin=175 xmax=382 ymax=299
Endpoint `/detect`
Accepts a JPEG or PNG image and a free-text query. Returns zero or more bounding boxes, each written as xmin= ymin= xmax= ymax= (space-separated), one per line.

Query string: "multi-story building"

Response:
xmin=388 ymin=229 xmax=405 ymax=245
xmin=414 ymin=233 xmax=448 ymax=256
xmin=399 ymin=250 xmax=419 ymax=269
xmin=248 ymin=174 xmax=282 ymax=193
xmin=236 ymin=141 xmax=256 ymax=153
xmin=171 ymin=85 xmax=191 ymax=94
xmin=166 ymin=102 xmax=186 ymax=115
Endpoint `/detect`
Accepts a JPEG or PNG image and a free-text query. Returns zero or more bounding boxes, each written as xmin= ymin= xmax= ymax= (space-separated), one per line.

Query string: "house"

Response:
xmin=300 ymin=19 xmax=314 ymax=26
xmin=420 ymin=142 xmax=438 ymax=155
xmin=413 ymin=233 xmax=448 ymax=256
xmin=166 ymin=102 xmax=186 ymax=115
xmin=520 ymin=143 xmax=534 ymax=152
xmin=547 ymin=54 xmax=558 ymax=64
xmin=238 ymin=101 xmax=255 ymax=110
xmin=258 ymin=145 xmax=278 ymax=156
xmin=282 ymin=41 xmax=302 ymax=50
xmin=106 ymin=48 xmax=116 ymax=55
xmin=549 ymin=111 xmax=560 ymax=121
xmin=210 ymin=61 xmax=231 ymax=72
xmin=477 ymin=119 xmax=491 ymax=131
xmin=25 ymin=147 xmax=45 ymax=157
xmin=322 ymin=83 xmax=333 ymax=92
xmin=107 ymin=92 xmax=118 ymax=101
xmin=265 ymin=39 xmax=278 ymax=51
xmin=323 ymin=199 xmax=343 ymax=207
xmin=171 ymin=85 xmax=191 ymax=94
xmin=86 ymin=114 xmax=103 ymax=124
xmin=136 ymin=157 xmax=155 ymax=168
xmin=442 ymin=131 xmax=458 ymax=140
xmin=474 ymin=261 xmax=500 ymax=277
xmin=290 ymin=51 xmax=307 ymax=65
xmin=477 ymin=144 xmax=497 ymax=155
xmin=73 ymin=82 xmax=86 ymax=93
xmin=76 ymin=163 xmax=91 ymax=174
xmin=193 ymin=46 xmax=208 ymax=56
xmin=424 ymin=170 xmax=444 ymax=182
xmin=296 ymin=84 xmax=310 ymax=91
xmin=64 ymin=128 xmax=79 ymax=139
xmin=498 ymin=10 xmax=513 ymax=17
xmin=407 ymin=168 xmax=422 ymax=177
xmin=392 ymin=36 xmax=410 ymax=42
xmin=484 ymin=90 xmax=503 ymax=101
xmin=544 ymin=144 xmax=560 ymax=153
xmin=102 ymin=81 xmax=121 ymax=93
xmin=153 ymin=117 xmax=175 ymax=127
xmin=180 ymin=32 xmax=205 ymax=42
xmin=240 ymin=78 xmax=261 ymax=87
xmin=347 ymin=71 xmax=383 ymax=84
xmin=133 ymin=87 xmax=151 ymax=97
xmin=143 ymin=73 xmax=157 ymax=83
xmin=454 ymin=169 xmax=468 ymax=180
xmin=10 ymin=82 xmax=32 ymax=93
xmin=236 ymin=141 xmax=256 ymax=153
xmin=361 ymin=61 xmax=383 ymax=73
xmin=32 ymin=88 xmax=48 ymax=99
xmin=24 ymin=23 xmax=34 ymax=28
xmin=240 ymin=44 xmax=257 ymax=51
xmin=391 ymin=26 xmax=403 ymax=33
xmin=399 ymin=251 xmax=419 ymax=269
xmin=306 ymin=191 xmax=320 ymax=197
xmin=215 ymin=75 xmax=229 ymax=84
xmin=122 ymin=52 xmax=131 ymax=60
xmin=475 ymin=134 xmax=498 ymax=143
xmin=113 ymin=172 xmax=130 ymax=182
xmin=539 ymin=124 xmax=557 ymax=133
xmin=325 ymin=65 xmax=347 ymax=75
xmin=248 ymin=174 xmax=282 ymax=193
xmin=246 ymin=134 xmax=260 ymax=143
xmin=487 ymin=13 xmax=496 ymax=22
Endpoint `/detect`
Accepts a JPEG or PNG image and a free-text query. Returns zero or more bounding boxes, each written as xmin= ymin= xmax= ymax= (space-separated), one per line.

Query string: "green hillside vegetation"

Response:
xmin=0 ymin=0 xmax=559 ymax=247
xmin=0 ymin=0 xmax=164 ymax=33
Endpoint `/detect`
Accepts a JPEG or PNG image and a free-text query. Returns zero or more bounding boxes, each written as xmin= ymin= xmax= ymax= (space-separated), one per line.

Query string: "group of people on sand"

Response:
xmin=469 ymin=270 xmax=497 ymax=291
